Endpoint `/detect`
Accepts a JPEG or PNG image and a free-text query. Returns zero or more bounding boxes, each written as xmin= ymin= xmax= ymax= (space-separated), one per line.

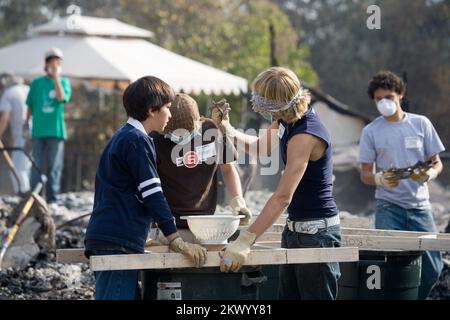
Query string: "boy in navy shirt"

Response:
xmin=85 ymin=76 xmax=207 ymax=300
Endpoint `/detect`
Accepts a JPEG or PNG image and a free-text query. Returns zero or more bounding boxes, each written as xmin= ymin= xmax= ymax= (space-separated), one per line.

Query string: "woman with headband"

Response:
xmin=210 ymin=67 xmax=341 ymax=300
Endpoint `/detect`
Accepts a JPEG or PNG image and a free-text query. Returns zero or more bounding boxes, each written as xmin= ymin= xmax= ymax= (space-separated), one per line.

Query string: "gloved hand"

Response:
xmin=169 ymin=236 xmax=207 ymax=267
xmin=374 ymin=171 xmax=399 ymax=188
xmin=209 ymin=99 xmax=236 ymax=137
xmin=410 ymin=168 xmax=438 ymax=184
xmin=230 ymin=195 xmax=252 ymax=226
xmin=219 ymin=230 xmax=256 ymax=272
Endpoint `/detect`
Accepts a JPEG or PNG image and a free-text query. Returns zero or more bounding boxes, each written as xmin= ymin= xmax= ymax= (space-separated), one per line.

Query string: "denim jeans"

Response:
xmin=279 ymin=224 xmax=341 ymax=300
xmin=374 ymin=199 xmax=443 ymax=300
xmin=30 ymin=138 xmax=64 ymax=202
xmin=85 ymin=247 xmax=142 ymax=300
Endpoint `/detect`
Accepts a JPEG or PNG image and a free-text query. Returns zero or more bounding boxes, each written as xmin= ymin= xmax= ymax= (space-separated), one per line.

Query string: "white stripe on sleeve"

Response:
xmin=138 ymin=178 xmax=161 ymax=191
xmin=142 ymin=186 xmax=162 ymax=198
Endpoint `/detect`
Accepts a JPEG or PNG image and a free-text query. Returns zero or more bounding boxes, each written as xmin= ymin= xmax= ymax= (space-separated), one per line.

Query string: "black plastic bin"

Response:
xmin=141 ymin=265 xmax=280 ymax=300
xmin=338 ymin=250 xmax=422 ymax=300
xmin=258 ymin=265 xmax=280 ymax=299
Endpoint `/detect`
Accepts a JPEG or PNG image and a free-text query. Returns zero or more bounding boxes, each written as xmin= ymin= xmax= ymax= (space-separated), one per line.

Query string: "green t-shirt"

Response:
xmin=26 ymin=76 xmax=72 ymax=140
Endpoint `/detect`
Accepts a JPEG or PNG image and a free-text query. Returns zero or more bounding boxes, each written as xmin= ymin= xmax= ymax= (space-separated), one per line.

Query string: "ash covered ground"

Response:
xmin=0 ymin=192 xmax=94 ymax=300
xmin=0 ymin=187 xmax=449 ymax=300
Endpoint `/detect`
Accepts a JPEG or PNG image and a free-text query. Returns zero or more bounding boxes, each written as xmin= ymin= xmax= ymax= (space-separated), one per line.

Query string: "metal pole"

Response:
xmin=269 ymin=23 xmax=278 ymax=67
xmin=0 ymin=139 xmax=22 ymax=193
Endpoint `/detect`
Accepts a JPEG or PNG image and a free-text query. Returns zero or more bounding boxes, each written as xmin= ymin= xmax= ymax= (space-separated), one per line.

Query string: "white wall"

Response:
xmin=312 ymin=101 xmax=365 ymax=147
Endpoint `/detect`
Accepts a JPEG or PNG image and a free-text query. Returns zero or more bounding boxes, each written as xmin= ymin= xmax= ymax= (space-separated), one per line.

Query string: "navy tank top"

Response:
xmin=278 ymin=107 xmax=338 ymax=220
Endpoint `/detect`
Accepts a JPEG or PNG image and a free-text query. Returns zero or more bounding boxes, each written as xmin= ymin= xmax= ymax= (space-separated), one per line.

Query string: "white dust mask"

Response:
xmin=377 ymin=98 xmax=397 ymax=117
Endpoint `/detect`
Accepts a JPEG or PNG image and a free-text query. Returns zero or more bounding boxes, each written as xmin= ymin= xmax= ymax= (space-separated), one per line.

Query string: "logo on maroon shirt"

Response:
xmin=183 ymin=151 xmax=199 ymax=168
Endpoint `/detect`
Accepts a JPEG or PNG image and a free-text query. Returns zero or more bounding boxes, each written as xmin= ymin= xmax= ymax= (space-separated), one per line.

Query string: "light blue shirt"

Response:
xmin=0 ymin=84 xmax=29 ymax=145
xmin=359 ymin=113 xmax=445 ymax=209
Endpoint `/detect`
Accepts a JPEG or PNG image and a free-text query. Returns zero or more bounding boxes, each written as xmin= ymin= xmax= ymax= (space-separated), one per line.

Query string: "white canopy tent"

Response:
xmin=33 ymin=15 xmax=154 ymax=39
xmin=0 ymin=15 xmax=247 ymax=95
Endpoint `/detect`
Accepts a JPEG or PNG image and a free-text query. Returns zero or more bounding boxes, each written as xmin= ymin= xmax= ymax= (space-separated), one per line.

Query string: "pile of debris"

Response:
xmin=0 ymin=192 xmax=94 ymax=300
xmin=0 ymin=259 xmax=94 ymax=300
xmin=429 ymin=260 xmax=450 ymax=300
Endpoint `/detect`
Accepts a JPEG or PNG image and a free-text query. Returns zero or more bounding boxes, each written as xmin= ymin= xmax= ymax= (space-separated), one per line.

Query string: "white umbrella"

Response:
xmin=0 ymin=15 xmax=247 ymax=95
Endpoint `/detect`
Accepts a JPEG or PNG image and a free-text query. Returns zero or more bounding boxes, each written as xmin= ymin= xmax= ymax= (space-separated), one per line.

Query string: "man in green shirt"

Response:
xmin=26 ymin=47 xmax=72 ymax=203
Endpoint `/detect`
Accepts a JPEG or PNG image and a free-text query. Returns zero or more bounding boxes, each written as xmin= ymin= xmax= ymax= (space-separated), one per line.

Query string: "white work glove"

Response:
xmin=209 ymin=99 xmax=236 ymax=137
xmin=374 ymin=171 xmax=399 ymax=188
xmin=230 ymin=195 xmax=252 ymax=226
xmin=219 ymin=230 xmax=256 ymax=272
xmin=169 ymin=236 xmax=207 ymax=268
xmin=410 ymin=168 xmax=438 ymax=184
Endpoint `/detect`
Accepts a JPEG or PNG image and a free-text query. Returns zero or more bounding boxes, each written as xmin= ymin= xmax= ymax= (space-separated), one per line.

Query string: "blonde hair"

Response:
xmin=163 ymin=93 xmax=201 ymax=134
xmin=252 ymin=67 xmax=310 ymax=123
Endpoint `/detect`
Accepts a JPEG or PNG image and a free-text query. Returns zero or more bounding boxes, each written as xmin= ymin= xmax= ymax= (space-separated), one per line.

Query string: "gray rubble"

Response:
xmin=0 ymin=192 xmax=94 ymax=300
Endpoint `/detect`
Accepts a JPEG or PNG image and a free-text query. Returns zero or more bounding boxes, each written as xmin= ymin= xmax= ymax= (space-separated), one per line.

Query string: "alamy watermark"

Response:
xmin=169 ymin=128 xmax=281 ymax=176
xmin=66 ymin=4 xmax=82 ymax=30
xmin=366 ymin=5 xmax=381 ymax=30
xmin=366 ymin=265 xmax=382 ymax=290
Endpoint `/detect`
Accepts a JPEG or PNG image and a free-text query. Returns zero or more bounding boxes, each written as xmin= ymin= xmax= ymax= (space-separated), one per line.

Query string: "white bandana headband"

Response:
xmin=251 ymin=88 xmax=311 ymax=114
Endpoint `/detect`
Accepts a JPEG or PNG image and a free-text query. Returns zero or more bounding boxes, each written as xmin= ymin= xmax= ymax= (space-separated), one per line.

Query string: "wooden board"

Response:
xmin=251 ymin=232 xmax=450 ymax=252
xmin=57 ymin=225 xmax=450 ymax=265
xmin=275 ymin=215 xmax=287 ymax=225
xmin=266 ymin=224 xmax=285 ymax=233
xmin=257 ymin=229 xmax=450 ymax=251
xmin=258 ymin=232 xmax=282 ymax=242
xmin=89 ymin=247 xmax=359 ymax=271
xmin=342 ymin=234 xmax=450 ymax=251
xmin=342 ymin=227 xmax=450 ymax=239
xmin=56 ymin=246 xmax=171 ymax=264
xmin=57 ymin=243 xmax=280 ymax=264
xmin=340 ymin=217 xmax=372 ymax=229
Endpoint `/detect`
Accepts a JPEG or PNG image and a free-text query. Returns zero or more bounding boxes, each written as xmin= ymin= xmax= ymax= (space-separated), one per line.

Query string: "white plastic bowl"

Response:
xmin=181 ymin=215 xmax=244 ymax=244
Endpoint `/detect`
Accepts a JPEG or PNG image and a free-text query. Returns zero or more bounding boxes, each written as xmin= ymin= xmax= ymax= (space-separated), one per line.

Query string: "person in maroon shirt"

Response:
xmin=149 ymin=93 xmax=251 ymax=243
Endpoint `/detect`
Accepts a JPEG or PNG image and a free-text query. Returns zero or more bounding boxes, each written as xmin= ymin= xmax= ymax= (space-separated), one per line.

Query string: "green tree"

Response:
xmin=1 ymin=0 xmax=317 ymax=85
xmin=0 ymin=0 xmax=47 ymax=47
xmin=120 ymin=0 xmax=317 ymax=84
xmin=0 ymin=0 xmax=125 ymax=47
xmin=274 ymin=0 xmax=449 ymax=146
xmin=1 ymin=0 xmax=318 ymax=124
xmin=120 ymin=0 xmax=318 ymax=123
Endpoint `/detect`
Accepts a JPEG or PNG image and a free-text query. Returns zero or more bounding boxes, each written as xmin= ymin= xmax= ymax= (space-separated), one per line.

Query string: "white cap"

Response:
xmin=45 ymin=47 xmax=64 ymax=60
